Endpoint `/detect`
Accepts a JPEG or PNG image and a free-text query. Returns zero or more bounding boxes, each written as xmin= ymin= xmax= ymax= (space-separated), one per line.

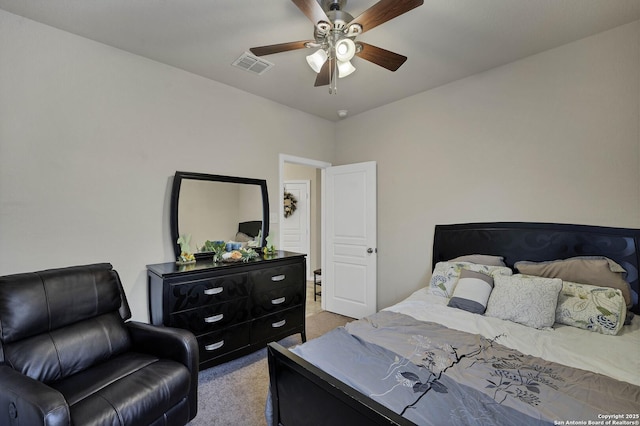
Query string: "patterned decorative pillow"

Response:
xmin=448 ymin=269 xmax=494 ymax=314
xmin=514 ymin=257 xmax=631 ymax=309
xmin=556 ymin=281 xmax=627 ymax=335
xmin=429 ymin=262 xmax=512 ymax=298
xmin=485 ymin=274 xmax=562 ymax=329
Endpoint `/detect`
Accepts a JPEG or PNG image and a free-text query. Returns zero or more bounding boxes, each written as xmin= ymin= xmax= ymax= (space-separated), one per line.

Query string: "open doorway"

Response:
xmin=279 ymin=154 xmax=331 ymax=304
xmin=281 ymin=179 xmax=311 ymax=277
xmin=279 ymin=155 xmax=377 ymax=318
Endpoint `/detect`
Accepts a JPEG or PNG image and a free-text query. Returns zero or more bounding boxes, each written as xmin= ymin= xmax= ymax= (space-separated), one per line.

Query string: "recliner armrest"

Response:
xmin=126 ymin=321 xmax=199 ymax=420
xmin=126 ymin=321 xmax=199 ymax=373
xmin=0 ymin=365 xmax=70 ymax=426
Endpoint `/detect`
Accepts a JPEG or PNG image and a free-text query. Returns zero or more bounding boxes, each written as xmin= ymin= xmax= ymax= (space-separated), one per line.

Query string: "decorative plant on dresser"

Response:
xmin=148 ymin=251 xmax=306 ymax=370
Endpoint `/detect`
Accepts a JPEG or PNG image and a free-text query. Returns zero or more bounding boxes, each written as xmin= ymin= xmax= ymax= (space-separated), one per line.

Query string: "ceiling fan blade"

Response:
xmin=291 ymin=0 xmax=332 ymax=27
xmin=356 ymin=42 xmax=407 ymax=71
xmin=348 ymin=0 xmax=423 ymax=34
xmin=314 ymin=59 xmax=333 ymax=87
xmin=250 ymin=40 xmax=313 ymax=56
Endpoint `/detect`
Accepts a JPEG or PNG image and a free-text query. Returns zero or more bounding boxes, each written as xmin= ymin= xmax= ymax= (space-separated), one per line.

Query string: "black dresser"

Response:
xmin=147 ymin=251 xmax=306 ymax=370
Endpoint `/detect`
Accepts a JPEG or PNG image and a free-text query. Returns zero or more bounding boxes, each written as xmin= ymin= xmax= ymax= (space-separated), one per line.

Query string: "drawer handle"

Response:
xmin=205 ymin=340 xmax=224 ymax=351
xmin=204 ymin=313 xmax=224 ymax=323
xmin=271 ymin=297 xmax=286 ymax=305
xmin=271 ymin=275 xmax=286 ymax=282
xmin=272 ymin=319 xmax=286 ymax=328
xmin=204 ymin=287 xmax=224 ymax=295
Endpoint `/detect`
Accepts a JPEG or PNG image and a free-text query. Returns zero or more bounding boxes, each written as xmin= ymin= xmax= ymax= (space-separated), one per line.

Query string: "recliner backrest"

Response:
xmin=0 ymin=263 xmax=132 ymax=383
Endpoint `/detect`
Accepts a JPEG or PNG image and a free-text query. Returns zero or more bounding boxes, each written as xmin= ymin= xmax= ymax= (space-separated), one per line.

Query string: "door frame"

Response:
xmin=279 ymin=154 xmax=332 ymax=306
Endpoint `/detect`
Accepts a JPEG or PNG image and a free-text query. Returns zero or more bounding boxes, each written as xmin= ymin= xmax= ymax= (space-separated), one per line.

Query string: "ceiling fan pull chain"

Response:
xmin=330 ymin=58 xmax=338 ymax=94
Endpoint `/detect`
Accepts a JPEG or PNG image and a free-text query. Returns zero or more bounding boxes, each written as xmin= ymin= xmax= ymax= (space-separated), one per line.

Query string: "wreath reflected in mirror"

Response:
xmin=283 ymin=191 xmax=297 ymax=218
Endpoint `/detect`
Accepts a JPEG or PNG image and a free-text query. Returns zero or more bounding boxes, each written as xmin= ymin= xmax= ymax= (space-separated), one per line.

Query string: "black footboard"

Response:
xmin=267 ymin=342 xmax=415 ymax=426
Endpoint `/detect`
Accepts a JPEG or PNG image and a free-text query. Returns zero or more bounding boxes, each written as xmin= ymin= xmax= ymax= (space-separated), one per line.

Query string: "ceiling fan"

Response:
xmin=249 ymin=0 xmax=424 ymax=94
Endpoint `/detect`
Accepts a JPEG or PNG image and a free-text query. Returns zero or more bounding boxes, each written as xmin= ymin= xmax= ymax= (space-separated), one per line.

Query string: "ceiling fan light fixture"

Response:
xmin=345 ymin=23 xmax=363 ymax=37
xmin=337 ymin=60 xmax=356 ymax=78
xmin=335 ymin=38 xmax=356 ymax=62
xmin=306 ymin=49 xmax=328 ymax=73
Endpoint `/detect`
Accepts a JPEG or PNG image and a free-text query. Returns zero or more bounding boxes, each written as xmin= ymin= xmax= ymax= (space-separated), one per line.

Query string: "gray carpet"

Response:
xmin=189 ymin=311 xmax=353 ymax=426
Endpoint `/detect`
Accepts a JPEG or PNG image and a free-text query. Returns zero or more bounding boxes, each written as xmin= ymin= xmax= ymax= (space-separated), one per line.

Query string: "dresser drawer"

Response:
xmin=251 ymin=306 xmax=304 ymax=343
xmin=251 ymin=284 xmax=304 ymax=317
xmin=198 ymin=323 xmax=251 ymax=364
xmin=250 ymin=263 xmax=304 ymax=294
xmin=169 ymin=273 xmax=249 ymax=312
xmin=169 ymin=297 xmax=250 ymax=334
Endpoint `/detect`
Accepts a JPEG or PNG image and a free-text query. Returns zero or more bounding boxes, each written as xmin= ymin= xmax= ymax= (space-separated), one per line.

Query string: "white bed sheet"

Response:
xmin=384 ymin=288 xmax=640 ymax=387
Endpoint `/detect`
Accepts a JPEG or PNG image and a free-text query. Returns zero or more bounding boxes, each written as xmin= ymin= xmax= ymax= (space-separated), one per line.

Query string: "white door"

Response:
xmin=323 ymin=161 xmax=377 ymax=319
xmin=281 ymin=181 xmax=311 ymax=279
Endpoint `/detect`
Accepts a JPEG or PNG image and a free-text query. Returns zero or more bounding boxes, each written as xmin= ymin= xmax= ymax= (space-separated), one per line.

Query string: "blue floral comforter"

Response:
xmin=291 ymin=311 xmax=640 ymax=425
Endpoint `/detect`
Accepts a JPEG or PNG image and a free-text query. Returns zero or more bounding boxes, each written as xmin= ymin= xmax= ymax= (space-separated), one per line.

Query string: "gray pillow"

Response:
xmin=449 ymin=254 xmax=506 ymax=267
xmin=234 ymin=232 xmax=253 ymax=242
xmin=514 ymin=257 xmax=631 ymax=309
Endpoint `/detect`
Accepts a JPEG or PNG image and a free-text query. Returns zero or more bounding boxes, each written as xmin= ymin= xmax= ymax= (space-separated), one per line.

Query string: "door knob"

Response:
xmin=367 ymin=248 xmax=375 ymax=254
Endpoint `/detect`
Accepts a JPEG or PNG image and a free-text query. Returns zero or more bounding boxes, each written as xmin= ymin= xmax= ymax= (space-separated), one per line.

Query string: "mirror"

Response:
xmin=170 ymin=171 xmax=270 ymax=259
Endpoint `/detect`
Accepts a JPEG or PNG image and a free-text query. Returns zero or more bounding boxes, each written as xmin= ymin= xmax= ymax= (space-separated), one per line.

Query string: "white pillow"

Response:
xmin=485 ymin=274 xmax=562 ymax=329
xmin=429 ymin=262 xmax=512 ymax=298
xmin=447 ymin=269 xmax=494 ymax=314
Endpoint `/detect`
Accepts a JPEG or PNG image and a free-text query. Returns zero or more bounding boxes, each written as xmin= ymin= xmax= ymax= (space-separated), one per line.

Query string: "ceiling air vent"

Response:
xmin=232 ymin=52 xmax=274 ymax=75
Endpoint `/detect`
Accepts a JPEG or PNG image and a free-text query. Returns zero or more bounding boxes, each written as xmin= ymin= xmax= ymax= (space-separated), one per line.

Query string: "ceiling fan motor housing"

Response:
xmin=327 ymin=9 xmax=354 ymax=30
xmin=314 ymin=10 xmax=358 ymax=46
xmin=321 ymin=0 xmax=347 ymax=12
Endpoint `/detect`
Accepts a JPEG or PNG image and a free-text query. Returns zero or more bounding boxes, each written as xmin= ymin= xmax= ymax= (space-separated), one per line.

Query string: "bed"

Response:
xmin=238 ymin=220 xmax=263 ymax=239
xmin=233 ymin=220 xmax=263 ymax=247
xmin=267 ymin=222 xmax=640 ymax=426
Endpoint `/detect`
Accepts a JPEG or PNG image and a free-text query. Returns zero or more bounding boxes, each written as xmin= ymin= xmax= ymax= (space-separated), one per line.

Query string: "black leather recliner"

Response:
xmin=0 ymin=263 xmax=199 ymax=426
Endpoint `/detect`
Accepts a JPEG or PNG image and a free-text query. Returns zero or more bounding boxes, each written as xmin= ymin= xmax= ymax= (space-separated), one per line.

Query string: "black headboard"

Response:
xmin=432 ymin=222 xmax=640 ymax=314
xmin=238 ymin=221 xmax=263 ymax=238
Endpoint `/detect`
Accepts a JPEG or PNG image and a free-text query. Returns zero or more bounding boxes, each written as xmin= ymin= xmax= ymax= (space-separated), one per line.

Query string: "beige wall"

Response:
xmin=0 ymin=10 xmax=334 ymax=321
xmin=1 ymin=10 xmax=638 ymax=320
xmin=336 ymin=20 xmax=640 ymax=310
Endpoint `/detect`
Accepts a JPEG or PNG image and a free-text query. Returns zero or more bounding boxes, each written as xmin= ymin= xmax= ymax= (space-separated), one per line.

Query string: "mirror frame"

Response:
xmin=170 ymin=171 xmax=270 ymax=259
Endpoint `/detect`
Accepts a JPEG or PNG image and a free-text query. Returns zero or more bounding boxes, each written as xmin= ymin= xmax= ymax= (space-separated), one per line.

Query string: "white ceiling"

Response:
xmin=1 ymin=0 xmax=638 ymax=121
